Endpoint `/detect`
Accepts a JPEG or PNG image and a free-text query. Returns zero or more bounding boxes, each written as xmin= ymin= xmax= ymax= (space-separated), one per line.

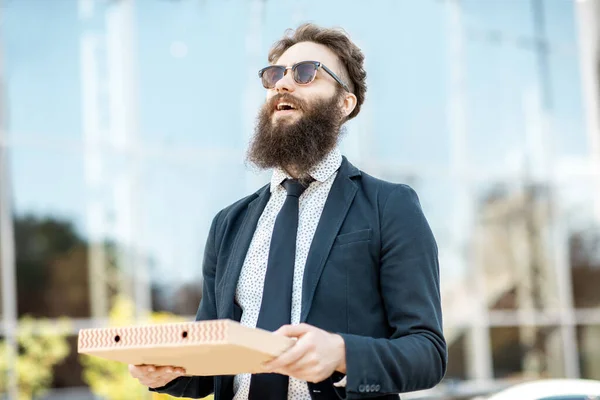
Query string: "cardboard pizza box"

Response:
xmin=77 ymin=319 xmax=294 ymax=376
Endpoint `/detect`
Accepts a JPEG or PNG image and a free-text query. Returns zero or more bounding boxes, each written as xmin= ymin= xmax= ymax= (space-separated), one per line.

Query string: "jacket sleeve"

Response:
xmin=338 ymin=185 xmax=447 ymax=398
xmin=149 ymin=211 xmax=222 ymax=398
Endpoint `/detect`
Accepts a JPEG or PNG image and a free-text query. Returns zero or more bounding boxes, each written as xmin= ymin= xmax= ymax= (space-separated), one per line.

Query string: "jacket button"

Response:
xmin=358 ymin=384 xmax=365 ymax=393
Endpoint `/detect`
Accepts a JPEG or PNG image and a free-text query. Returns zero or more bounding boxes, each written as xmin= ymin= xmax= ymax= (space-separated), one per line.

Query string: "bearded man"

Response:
xmin=129 ymin=23 xmax=447 ymax=400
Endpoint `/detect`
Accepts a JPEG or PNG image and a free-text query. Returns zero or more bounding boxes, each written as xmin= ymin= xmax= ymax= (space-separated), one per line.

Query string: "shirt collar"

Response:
xmin=270 ymin=147 xmax=342 ymax=192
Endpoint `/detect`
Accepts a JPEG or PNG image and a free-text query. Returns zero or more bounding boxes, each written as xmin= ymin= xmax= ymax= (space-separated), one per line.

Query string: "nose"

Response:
xmin=274 ymin=68 xmax=295 ymax=94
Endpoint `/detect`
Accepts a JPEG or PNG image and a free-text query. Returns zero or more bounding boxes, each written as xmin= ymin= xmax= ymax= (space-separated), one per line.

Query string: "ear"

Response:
xmin=340 ymin=92 xmax=357 ymax=118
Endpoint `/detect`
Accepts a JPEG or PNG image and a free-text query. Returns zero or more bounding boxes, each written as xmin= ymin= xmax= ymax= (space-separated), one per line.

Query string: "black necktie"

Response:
xmin=249 ymin=179 xmax=308 ymax=400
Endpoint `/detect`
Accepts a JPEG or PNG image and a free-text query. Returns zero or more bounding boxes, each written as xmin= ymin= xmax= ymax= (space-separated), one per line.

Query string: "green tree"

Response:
xmin=0 ymin=317 xmax=71 ymax=400
xmin=14 ymin=215 xmax=90 ymax=318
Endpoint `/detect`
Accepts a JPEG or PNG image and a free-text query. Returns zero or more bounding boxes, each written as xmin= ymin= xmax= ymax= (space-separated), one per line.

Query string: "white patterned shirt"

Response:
xmin=232 ymin=148 xmax=342 ymax=400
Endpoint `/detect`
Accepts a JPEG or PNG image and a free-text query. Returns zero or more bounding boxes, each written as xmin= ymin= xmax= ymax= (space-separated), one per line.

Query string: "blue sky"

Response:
xmin=1 ymin=0 xmax=588 ymax=284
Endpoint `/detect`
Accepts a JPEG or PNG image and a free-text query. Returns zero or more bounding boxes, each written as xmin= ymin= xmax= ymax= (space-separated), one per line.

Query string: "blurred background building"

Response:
xmin=0 ymin=0 xmax=599 ymax=399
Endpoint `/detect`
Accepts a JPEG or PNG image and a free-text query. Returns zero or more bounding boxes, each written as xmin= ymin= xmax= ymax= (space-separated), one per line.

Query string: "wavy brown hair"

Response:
xmin=268 ymin=23 xmax=367 ymax=120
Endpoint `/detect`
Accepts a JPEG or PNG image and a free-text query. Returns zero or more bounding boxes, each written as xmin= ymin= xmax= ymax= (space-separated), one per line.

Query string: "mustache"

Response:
xmin=266 ymin=93 xmax=308 ymax=112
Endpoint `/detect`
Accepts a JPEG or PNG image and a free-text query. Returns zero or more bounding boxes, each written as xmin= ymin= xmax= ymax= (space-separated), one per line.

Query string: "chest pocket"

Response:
xmin=333 ymin=228 xmax=372 ymax=247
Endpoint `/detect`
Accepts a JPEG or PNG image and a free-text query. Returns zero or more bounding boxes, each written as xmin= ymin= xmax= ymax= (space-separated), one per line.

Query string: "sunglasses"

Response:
xmin=258 ymin=60 xmax=350 ymax=92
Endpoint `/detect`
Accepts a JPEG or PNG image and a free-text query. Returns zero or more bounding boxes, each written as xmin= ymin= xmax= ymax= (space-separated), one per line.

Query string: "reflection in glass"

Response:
xmin=461 ymin=0 xmax=534 ymax=39
xmin=577 ymin=325 xmax=600 ymax=380
xmin=446 ymin=331 xmax=467 ymax=381
xmin=0 ymin=253 xmax=3 ymax=320
xmin=474 ymin=181 xmax=559 ymax=312
xmin=3 ymin=1 xmax=83 ymax=142
xmin=52 ymin=336 xmax=85 ymax=390
xmin=152 ymin=281 xmax=202 ymax=317
xmin=569 ymin=224 xmax=600 ymax=309
xmin=140 ymin=154 xmax=247 ymax=315
xmin=559 ymin=178 xmax=600 ymax=309
xmin=10 ymin=148 xmax=91 ymax=319
xmin=15 ymin=215 xmax=90 ymax=319
xmin=9 ymin=148 xmax=143 ymax=320
xmin=0 ymin=0 xmax=591 ymax=397
xmin=465 ymin=40 xmax=538 ymax=177
xmin=491 ymin=326 xmax=564 ymax=380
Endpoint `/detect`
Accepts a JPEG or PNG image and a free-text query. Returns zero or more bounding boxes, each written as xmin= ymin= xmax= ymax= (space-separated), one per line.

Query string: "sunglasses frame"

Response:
xmin=258 ymin=60 xmax=350 ymax=92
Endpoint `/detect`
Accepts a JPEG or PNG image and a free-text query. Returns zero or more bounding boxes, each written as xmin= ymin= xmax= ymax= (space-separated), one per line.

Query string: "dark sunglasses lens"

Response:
xmin=261 ymin=67 xmax=284 ymax=88
xmin=294 ymin=62 xmax=317 ymax=84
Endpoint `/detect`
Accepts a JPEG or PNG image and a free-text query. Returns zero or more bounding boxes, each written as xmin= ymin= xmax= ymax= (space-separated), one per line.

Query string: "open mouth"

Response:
xmin=274 ymin=102 xmax=299 ymax=114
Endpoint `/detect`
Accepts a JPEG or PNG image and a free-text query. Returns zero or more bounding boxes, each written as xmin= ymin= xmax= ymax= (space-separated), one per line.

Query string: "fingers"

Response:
xmin=138 ymin=367 xmax=184 ymax=388
xmin=140 ymin=375 xmax=171 ymax=389
xmin=131 ymin=364 xmax=186 ymax=377
xmin=274 ymin=323 xmax=312 ymax=338
xmin=284 ymin=352 xmax=319 ymax=373
xmin=264 ymin=333 xmax=313 ymax=371
xmin=284 ymin=353 xmax=331 ymax=384
xmin=129 ymin=364 xmax=186 ymax=388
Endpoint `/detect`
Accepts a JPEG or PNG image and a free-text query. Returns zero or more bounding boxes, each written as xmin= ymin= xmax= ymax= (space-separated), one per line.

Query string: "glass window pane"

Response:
xmin=53 ymin=336 xmax=85 ymax=390
xmin=569 ymin=225 xmax=600 ymax=309
xmin=491 ymin=325 xmax=565 ymax=379
xmin=562 ymin=178 xmax=600 ymax=309
xmin=465 ymin=41 xmax=538 ymax=176
xmin=462 ymin=0 xmax=534 ymax=39
xmin=370 ymin=1 xmax=450 ymax=168
xmin=446 ymin=330 xmax=468 ymax=381
xmin=137 ymin=1 xmax=249 ymax=150
xmin=550 ymin=51 xmax=587 ymax=160
xmin=544 ymin=0 xmax=579 ymax=49
xmin=475 ymin=180 xmax=561 ymax=312
xmin=15 ymin=214 xmax=90 ymax=319
xmin=9 ymin=147 xmax=144 ymax=319
xmin=0 ymin=217 xmax=6 ymax=321
xmin=544 ymin=0 xmax=589 ymax=168
xmin=3 ymin=1 xmax=82 ymax=142
xmin=10 ymin=148 xmax=91 ymax=319
xmin=141 ymin=154 xmax=249 ymax=315
xmin=577 ymin=325 xmax=600 ymax=380
xmin=0 ymin=266 xmax=2 ymax=320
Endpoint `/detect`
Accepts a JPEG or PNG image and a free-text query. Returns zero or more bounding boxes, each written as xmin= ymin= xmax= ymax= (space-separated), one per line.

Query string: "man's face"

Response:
xmin=265 ymin=41 xmax=346 ymax=125
xmin=246 ymin=42 xmax=354 ymax=177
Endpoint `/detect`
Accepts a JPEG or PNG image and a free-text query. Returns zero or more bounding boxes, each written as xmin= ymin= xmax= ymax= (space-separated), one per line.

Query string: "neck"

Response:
xmin=284 ymin=166 xmax=301 ymax=179
xmin=284 ymin=166 xmax=314 ymax=186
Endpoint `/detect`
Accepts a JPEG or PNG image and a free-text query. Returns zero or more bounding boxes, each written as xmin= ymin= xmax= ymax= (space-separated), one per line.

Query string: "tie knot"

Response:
xmin=282 ymin=179 xmax=308 ymax=198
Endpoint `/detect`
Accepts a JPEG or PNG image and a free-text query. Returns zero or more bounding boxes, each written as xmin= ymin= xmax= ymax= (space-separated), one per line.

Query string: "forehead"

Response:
xmin=274 ymin=41 xmax=341 ymax=70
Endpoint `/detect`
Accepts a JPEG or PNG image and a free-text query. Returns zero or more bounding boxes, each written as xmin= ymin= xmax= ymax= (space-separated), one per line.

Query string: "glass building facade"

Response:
xmin=0 ymin=0 xmax=599 ymax=398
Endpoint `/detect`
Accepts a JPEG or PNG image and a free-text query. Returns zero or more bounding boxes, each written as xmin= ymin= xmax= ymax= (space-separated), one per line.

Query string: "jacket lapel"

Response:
xmin=300 ymin=157 xmax=360 ymax=322
xmin=218 ymin=184 xmax=271 ymax=320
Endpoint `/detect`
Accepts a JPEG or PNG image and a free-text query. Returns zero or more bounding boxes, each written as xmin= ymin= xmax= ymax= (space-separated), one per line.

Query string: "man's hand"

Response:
xmin=128 ymin=364 xmax=186 ymax=389
xmin=262 ymin=323 xmax=346 ymax=383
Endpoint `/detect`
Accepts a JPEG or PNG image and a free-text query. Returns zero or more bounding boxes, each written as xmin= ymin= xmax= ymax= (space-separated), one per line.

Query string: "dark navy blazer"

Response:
xmin=151 ymin=156 xmax=447 ymax=399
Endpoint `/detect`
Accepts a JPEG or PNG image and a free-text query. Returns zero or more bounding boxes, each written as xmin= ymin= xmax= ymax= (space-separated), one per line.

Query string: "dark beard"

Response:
xmin=246 ymin=89 xmax=345 ymax=179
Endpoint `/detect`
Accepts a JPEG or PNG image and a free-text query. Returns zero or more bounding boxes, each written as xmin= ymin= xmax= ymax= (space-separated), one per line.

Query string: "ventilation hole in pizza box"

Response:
xmin=182 ymin=331 xmax=188 ymax=339
xmin=114 ymin=335 xmax=121 ymax=343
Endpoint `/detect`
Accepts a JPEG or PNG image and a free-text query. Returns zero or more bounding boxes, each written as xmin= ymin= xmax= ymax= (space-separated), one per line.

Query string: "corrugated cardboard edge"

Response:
xmin=77 ymin=319 xmax=295 ymax=357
